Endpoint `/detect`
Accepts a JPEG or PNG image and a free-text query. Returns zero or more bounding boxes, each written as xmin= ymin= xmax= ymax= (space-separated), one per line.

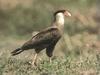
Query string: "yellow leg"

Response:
xmin=49 ymin=57 xmax=52 ymax=63
xmin=32 ymin=53 xmax=37 ymax=66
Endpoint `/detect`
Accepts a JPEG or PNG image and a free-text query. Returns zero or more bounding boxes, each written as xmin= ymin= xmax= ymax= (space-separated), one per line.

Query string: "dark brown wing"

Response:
xmin=21 ymin=27 xmax=62 ymax=50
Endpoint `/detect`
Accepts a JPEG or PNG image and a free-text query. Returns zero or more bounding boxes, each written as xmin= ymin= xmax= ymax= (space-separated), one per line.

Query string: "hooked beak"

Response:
xmin=64 ymin=11 xmax=71 ymax=17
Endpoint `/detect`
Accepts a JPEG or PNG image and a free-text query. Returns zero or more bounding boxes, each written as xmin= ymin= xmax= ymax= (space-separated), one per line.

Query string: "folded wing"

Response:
xmin=21 ymin=27 xmax=62 ymax=50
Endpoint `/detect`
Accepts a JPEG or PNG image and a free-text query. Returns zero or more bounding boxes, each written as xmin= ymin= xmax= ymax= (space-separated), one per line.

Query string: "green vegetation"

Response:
xmin=0 ymin=0 xmax=100 ymax=75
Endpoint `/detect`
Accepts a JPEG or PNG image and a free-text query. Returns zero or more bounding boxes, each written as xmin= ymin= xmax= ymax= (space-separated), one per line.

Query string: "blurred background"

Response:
xmin=0 ymin=0 xmax=100 ymax=75
xmin=0 ymin=0 xmax=98 ymax=36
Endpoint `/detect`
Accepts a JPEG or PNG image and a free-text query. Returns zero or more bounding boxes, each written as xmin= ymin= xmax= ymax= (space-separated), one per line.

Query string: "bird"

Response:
xmin=11 ymin=9 xmax=71 ymax=66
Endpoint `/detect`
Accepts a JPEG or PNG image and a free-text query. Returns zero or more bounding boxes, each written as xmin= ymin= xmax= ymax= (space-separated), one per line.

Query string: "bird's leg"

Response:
xmin=32 ymin=53 xmax=38 ymax=66
xmin=49 ymin=57 xmax=52 ymax=63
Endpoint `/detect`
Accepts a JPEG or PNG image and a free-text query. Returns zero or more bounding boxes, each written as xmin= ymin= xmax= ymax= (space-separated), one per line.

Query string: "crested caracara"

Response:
xmin=11 ymin=9 xmax=71 ymax=66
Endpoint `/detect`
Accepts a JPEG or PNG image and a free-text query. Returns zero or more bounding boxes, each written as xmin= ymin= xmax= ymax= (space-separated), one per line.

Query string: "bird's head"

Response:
xmin=53 ymin=9 xmax=71 ymax=26
xmin=54 ymin=9 xmax=71 ymax=17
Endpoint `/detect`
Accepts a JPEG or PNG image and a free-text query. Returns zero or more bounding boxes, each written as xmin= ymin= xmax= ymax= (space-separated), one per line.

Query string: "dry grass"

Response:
xmin=0 ymin=33 xmax=100 ymax=75
xmin=0 ymin=0 xmax=99 ymax=75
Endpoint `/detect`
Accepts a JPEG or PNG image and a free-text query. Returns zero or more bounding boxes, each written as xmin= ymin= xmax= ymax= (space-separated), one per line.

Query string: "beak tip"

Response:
xmin=68 ymin=13 xmax=71 ymax=17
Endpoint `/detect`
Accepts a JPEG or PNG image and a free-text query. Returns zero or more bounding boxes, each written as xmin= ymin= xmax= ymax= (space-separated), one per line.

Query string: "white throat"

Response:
xmin=55 ymin=13 xmax=64 ymax=26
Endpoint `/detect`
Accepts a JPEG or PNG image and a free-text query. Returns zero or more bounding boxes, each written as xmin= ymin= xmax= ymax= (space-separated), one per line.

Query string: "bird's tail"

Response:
xmin=11 ymin=48 xmax=24 ymax=56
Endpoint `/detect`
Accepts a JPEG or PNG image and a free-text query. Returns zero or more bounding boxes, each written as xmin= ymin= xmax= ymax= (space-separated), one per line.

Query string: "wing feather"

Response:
xmin=21 ymin=27 xmax=61 ymax=50
xmin=32 ymin=27 xmax=61 ymax=43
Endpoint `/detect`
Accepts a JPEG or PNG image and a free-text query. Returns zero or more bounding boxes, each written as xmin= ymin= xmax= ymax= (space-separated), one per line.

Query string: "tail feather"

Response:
xmin=11 ymin=48 xmax=23 ymax=56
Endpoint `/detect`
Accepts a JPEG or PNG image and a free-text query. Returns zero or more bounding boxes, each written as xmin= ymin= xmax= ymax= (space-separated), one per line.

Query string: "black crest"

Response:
xmin=54 ymin=10 xmax=66 ymax=16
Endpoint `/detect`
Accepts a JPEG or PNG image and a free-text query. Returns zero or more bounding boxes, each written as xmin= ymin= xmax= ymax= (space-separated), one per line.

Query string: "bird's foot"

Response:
xmin=28 ymin=61 xmax=37 ymax=67
xmin=49 ymin=57 xmax=52 ymax=64
xmin=32 ymin=61 xmax=37 ymax=67
xmin=32 ymin=62 xmax=36 ymax=66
